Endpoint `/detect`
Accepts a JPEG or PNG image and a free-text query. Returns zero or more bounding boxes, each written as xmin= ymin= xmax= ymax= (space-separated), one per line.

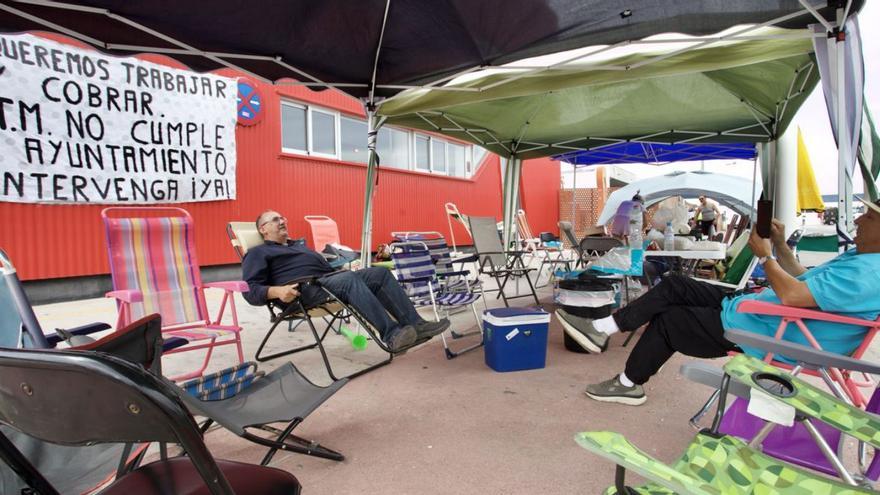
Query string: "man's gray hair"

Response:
xmin=255 ymin=210 xmax=274 ymax=231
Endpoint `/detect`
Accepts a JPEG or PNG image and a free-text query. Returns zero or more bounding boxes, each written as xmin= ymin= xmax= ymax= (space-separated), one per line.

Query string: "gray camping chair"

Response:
xmin=559 ymin=221 xmax=606 ymax=269
xmin=0 ymin=250 xmax=183 ymax=495
xmin=0 ymin=346 xmax=302 ymax=495
xmin=227 ymin=221 xmax=422 ymax=381
xmin=468 ymin=216 xmax=540 ymax=307
xmin=0 ymin=249 xmax=112 ymax=349
xmin=174 ymin=360 xmax=347 ymax=465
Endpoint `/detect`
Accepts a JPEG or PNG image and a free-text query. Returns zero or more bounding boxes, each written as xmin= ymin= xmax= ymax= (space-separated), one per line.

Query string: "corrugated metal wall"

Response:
xmin=0 ymin=35 xmax=559 ymax=281
xmin=520 ymin=157 xmax=562 ymax=236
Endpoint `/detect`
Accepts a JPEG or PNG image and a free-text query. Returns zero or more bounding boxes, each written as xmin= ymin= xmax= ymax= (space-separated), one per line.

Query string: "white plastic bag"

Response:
xmin=651 ymin=204 xmax=689 ymax=234
xmin=589 ymin=247 xmax=643 ymax=275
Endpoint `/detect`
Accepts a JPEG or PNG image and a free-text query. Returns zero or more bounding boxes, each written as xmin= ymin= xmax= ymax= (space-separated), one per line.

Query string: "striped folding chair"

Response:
xmin=391 ymin=231 xmax=482 ymax=296
xmin=391 ymin=241 xmax=483 ymax=359
xmin=102 ymin=207 xmax=246 ymax=381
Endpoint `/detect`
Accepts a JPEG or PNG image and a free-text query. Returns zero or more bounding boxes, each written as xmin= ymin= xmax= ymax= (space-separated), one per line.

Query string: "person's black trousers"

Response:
xmin=612 ymin=275 xmax=738 ymax=385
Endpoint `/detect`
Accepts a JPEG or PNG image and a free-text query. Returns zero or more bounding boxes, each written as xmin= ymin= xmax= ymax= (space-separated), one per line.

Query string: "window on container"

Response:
xmin=340 ymin=117 xmax=368 ymax=163
xmin=415 ymin=135 xmax=430 ymax=171
xmin=281 ymin=103 xmax=307 ymax=152
xmin=310 ymin=109 xmax=337 ymax=156
xmin=431 ymin=139 xmax=447 ymax=173
xmin=378 ymin=126 xmax=410 ymax=170
xmin=448 ymin=143 xmax=467 ymax=177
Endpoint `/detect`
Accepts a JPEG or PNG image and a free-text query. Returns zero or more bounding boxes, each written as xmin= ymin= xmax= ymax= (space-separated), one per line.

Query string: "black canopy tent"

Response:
xmin=0 ymin=0 xmax=861 ymax=262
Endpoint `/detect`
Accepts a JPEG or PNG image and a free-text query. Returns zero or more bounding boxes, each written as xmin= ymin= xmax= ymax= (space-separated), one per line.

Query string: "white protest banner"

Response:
xmin=0 ymin=33 xmax=237 ymax=204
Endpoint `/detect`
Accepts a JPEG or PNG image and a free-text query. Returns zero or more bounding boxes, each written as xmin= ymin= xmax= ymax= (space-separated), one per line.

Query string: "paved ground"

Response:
xmin=33 ymin=257 xmax=874 ymax=494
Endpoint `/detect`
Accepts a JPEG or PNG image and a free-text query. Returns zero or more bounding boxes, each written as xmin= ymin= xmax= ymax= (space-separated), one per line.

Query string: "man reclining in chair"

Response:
xmin=243 ymin=210 xmax=450 ymax=352
xmin=575 ymin=198 xmax=880 ymax=406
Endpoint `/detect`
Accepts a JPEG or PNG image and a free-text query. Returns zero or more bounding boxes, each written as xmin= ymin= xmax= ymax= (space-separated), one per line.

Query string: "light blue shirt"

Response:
xmin=721 ymin=249 xmax=880 ymax=362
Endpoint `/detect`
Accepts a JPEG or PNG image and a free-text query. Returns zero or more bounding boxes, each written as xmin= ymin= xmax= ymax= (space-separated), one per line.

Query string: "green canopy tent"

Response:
xmin=378 ymin=25 xmax=822 ymax=247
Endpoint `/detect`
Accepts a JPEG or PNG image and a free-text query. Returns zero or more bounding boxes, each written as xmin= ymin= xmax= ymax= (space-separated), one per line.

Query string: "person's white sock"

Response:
xmin=592 ymin=315 xmax=619 ymax=335
xmin=618 ymin=372 xmax=635 ymax=388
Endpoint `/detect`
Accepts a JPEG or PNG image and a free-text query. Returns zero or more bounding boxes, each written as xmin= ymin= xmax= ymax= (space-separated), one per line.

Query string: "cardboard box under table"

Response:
xmin=483 ymin=307 xmax=550 ymax=372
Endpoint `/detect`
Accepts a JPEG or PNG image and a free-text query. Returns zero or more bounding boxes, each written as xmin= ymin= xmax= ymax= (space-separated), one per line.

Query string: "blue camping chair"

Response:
xmin=390 ymin=241 xmax=483 ymax=359
xmin=391 ymin=231 xmax=482 ymax=296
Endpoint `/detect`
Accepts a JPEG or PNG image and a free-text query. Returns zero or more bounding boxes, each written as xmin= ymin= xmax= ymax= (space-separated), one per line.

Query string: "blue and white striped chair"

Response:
xmin=391 ymin=231 xmax=482 ymax=295
xmin=391 ymin=241 xmax=483 ymax=359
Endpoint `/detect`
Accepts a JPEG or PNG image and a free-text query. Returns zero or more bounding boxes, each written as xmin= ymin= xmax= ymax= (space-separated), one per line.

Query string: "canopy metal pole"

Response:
xmin=360 ymin=104 xmax=381 ymax=267
xmin=502 ymin=156 xmax=522 ymax=249
xmin=750 ymin=154 xmax=759 ymax=222
xmin=834 ymin=7 xmax=854 ymax=243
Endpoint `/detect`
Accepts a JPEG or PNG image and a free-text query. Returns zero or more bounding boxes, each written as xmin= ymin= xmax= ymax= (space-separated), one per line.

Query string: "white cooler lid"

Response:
xmin=483 ymin=307 xmax=550 ymax=326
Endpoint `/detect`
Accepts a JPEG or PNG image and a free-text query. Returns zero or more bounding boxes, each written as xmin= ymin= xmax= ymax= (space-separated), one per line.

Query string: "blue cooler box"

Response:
xmin=483 ymin=307 xmax=551 ymax=372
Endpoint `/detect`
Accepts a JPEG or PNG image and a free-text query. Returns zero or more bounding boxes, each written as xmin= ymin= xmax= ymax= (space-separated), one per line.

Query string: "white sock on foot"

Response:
xmin=593 ymin=315 xmax=620 ymax=335
xmin=618 ymin=372 xmax=635 ymax=388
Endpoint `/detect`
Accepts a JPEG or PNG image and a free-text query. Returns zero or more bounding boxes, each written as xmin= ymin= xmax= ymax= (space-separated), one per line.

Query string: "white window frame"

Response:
xmin=280 ymin=99 xmax=341 ymax=159
xmin=379 ymin=124 xmax=412 ymax=170
xmin=280 ymin=101 xmax=308 ymax=155
xmin=339 ymin=114 xmax=370 ymax=164
xmin=281 ymin=101 xmax=477 ymax=178
xmin=430 ymin=137 xmax=449 ymax=175
xmin=414 ymin=133 xmax=432 ymax=172
xmin=306 ymin=107 xmax=339 ymax=159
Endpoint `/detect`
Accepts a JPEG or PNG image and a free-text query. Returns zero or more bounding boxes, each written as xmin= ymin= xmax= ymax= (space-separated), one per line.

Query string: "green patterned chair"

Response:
xmin=576 ymin=353 xmax=880 ymax=494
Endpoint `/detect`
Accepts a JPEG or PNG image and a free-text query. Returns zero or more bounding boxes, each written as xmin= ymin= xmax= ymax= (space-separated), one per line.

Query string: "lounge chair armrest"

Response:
xmin=45 ymin=322 xmax=112 ymax=346
xmin=163 ymin=336 xmax=189 ymax=352
xmin=723 ymin=354 xmax=880 ymax=449
xmin=203 ymin=280 xmax=249 ymax=292
xmin=679 ymin=362 xmax=752 ymax=400
xmin=574 ymin=431 xmax=714 ymax=495
xmin=737 ymin=300 xmax=880 ymax=327
xmin=106 ymin=289 xmax=143 ymax=303
xmin=724 ymin=329 xmax=880 ymax=375
xmin=397 ymin=275 xmax=434 ymax=284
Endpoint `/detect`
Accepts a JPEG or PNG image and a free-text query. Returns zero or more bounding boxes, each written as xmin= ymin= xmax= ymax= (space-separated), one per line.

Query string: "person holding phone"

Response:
xmin=579 ymin=198 xmax=880 ymax=406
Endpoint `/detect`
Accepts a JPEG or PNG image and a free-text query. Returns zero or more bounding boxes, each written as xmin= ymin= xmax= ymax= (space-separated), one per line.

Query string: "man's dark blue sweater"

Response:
xmin=242 ymin=240 xmax=334 ymax=306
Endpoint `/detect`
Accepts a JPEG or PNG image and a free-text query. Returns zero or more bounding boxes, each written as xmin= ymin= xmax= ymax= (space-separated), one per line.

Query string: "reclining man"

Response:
xmin=243 ymin=210 xmax=450 ymax=352
xmin=573 ymin=198 xmax=880 ymax=406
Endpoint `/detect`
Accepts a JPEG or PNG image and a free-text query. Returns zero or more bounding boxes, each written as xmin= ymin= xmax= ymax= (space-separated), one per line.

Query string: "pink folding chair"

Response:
xmin=737 ymin=300 xmax=880 ymax=407
xmin=304 ymin=215 xmax=341 ymax=253
xmin=101 ymin=207 xmax=246 ymax=381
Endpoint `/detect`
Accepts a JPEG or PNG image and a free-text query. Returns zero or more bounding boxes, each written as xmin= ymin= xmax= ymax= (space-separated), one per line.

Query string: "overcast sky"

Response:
xmin=563 ymin=3 xmax=878 ymax=195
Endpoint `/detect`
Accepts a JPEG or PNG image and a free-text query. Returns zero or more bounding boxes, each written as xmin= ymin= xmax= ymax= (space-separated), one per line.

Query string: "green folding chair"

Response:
xmin=576 ymin=351 xmax=880 ymax=494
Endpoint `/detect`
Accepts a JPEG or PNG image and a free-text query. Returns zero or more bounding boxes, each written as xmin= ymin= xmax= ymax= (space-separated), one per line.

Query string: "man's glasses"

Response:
xmin=260 ymin=215 xmax=286 ymax=228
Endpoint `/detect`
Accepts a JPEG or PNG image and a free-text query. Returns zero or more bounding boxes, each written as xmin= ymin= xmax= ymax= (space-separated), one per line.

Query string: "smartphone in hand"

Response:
xmin=756 ymin=199 xmax=773 ymax=238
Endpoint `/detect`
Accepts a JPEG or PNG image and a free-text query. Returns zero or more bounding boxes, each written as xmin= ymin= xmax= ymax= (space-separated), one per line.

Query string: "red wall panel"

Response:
xmin=520 ymin=157 xmax=562 ymax=235
xmin=0 ymin=35 xmax=558 ymax=280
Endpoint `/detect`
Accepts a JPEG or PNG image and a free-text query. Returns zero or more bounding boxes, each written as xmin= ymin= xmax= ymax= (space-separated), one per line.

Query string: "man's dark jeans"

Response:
xmin=304 ymin=267 xmax=423 ymax=340
xmin=612 ymin=274 xmax=738 ymax=385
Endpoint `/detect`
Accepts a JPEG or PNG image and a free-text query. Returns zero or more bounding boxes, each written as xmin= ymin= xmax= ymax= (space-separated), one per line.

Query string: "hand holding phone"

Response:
xmin=756 ymin=199 xmax=773 ymax=239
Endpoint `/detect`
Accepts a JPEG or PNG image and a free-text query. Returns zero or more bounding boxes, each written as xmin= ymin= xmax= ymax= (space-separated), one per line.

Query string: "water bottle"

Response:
xmin=663 ymin=221 xmax=675 ymax=251
xmin=629 ymin=204 xmax=643 ymax=248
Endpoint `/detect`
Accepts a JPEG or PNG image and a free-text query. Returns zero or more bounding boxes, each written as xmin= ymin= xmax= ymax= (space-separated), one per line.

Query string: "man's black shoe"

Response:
xmin=415 ymin=318 xmax=451 ymax=339
xmin=386 ymin=325 xmax=417 ymax=352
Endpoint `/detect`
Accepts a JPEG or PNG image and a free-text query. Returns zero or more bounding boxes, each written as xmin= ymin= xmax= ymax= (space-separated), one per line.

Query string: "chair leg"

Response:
xmin=440 ymin=296 xmax=484 ymax=359
xmin=168 ymin=339 xmax=217 ymax=381
xmin=254 ymin=316 xmax=324 ymax=363
xmin=244 ymin=422 xmax=345 ymax=465
xmin=299 ymin=306 xmax=392 ymax=382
